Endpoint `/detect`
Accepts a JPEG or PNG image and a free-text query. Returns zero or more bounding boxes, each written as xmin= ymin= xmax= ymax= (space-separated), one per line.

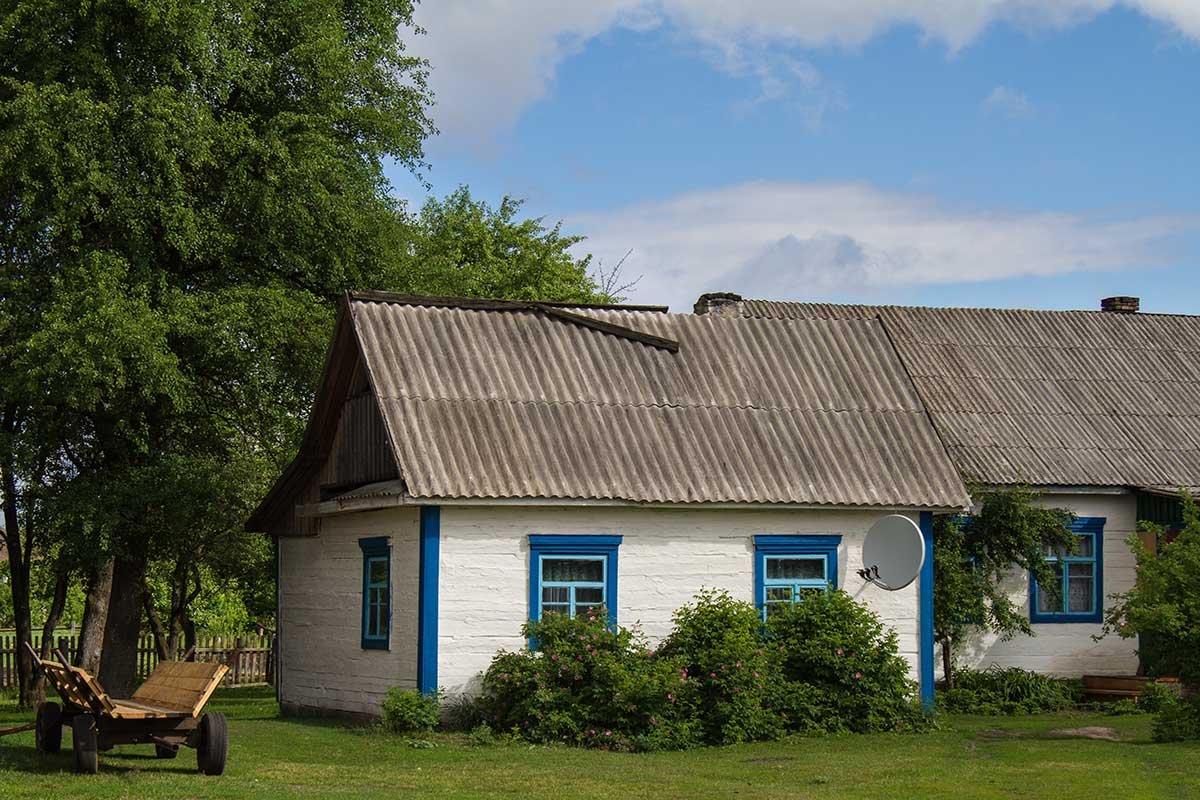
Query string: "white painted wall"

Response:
xmin=278 ymin=506 xmax=420 ymax=716
xmin=954 ymin=492 xmax=1140 ymax=677
xmin=436 ymin=505 xmax=923 ymax=697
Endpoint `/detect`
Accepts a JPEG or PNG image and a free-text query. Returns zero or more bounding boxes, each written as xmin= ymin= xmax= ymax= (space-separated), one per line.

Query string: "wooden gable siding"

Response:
xmin=320 ymin=388 xmax=398 ymax=492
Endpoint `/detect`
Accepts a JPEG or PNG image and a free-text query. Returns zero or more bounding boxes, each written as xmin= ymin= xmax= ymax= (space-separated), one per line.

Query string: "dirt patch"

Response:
xmin=1046 ymin=726 xmax=1121 ymax=741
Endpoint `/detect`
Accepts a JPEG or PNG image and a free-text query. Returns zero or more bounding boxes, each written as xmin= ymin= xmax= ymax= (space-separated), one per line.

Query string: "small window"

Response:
xmin=754 ymin=535 xmax=841 ymax=621
xmin=529 ymin=535 xmax=621 ymax=626
xmin=359 ymin=537 xmax=391 ymax=649
xmin=1030 ymin=518 xmax=1104 ymax=624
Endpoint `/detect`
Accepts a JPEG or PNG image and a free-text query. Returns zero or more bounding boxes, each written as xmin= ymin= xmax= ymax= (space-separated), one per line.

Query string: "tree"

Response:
xmin=399 ymin=188 xmax=609 ymax=303
xmin=932 ymin=487 xmax=1077 ymax=690
xmin=1100 ymin=492 xmax=1200 ymax=686
xmin=0 ymin=0 xmax=434 ymax=702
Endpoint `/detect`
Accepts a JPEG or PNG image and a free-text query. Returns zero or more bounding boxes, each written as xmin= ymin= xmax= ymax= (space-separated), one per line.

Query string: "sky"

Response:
xmin=386 ymin=1 xmax=1200 ymax=314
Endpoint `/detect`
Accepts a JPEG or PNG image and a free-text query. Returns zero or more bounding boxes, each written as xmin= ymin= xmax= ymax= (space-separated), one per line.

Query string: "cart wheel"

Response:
xmin=35 ymin=701 xmax=62 ymax=754
xmin=72 ymin=715 xmax=98 ymax=774
xmin=196 ymin=712 xmax=227 ymax=776
xmin=155 ymin=743 xmax=179 ymax=759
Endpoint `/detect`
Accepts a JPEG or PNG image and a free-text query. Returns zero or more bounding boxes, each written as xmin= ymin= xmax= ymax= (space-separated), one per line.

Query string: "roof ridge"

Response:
xmin=735 ymin=298 xmax=1200 ymax=319
xmin=347 ymin=290 xmax=669 ymax=313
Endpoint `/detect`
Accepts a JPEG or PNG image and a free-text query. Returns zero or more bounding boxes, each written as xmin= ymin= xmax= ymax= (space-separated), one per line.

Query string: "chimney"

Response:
xmin=1100 ymin=296 xmax=1139 ymax=314
xmin=694 ymin=292 xmax=743 ymax=316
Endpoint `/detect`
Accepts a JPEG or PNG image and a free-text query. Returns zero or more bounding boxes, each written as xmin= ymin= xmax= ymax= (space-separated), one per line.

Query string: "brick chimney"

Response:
xmin=1100 ymin=296 xmax=1139 ymax=314
xmin=694 ymin=292 xmax=743 ymax=315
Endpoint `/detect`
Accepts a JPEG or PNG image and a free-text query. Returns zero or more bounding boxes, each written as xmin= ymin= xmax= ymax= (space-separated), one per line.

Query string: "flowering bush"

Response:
xmin=658 ymin=589 xmax=783 ymax=744
xmin=477 ymin=610 xmax=698 ymax=751
xmin=766 ymin=590 xmax=931 ymax=733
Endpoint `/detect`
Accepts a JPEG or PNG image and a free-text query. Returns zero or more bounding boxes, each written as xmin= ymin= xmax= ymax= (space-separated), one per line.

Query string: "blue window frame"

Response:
xmin=754 ymin=535 xmax=841 ymax=620
xmin=529 ymin=535 xmax=621 ymax=626
xmin=359 ymin=537 xmax=391 ymax=649
xmin=1030 ymin=517 xmax=1105 ymax=624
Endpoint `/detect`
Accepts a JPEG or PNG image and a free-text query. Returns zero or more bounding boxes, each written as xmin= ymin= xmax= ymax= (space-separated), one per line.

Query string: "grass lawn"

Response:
xmin=1 ymin=687 xmax=1198 ymax=799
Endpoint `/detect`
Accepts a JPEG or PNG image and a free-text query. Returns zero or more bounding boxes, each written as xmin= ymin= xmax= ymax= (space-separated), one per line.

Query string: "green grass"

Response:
xmin=2 ymin=687 xmax=1199 ymax=798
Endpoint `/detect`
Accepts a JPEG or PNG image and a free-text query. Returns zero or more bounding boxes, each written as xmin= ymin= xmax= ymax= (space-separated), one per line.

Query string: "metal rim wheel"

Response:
xmin=196 ymin=712 xmax=227 ymax=776
xmin=155 ymin=743 xmax=179 ymax=759
xmin=35 ymin=701 xmax=62 ymax=754
xmin=71 ymin=715 xmax=99 ymax=774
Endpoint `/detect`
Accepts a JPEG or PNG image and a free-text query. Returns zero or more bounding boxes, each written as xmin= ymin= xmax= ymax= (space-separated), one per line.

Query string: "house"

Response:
xmin=697 ymin=293 xmax=1200 ymax=677
xmin=247 ymin=292 xmax=971 ymax=718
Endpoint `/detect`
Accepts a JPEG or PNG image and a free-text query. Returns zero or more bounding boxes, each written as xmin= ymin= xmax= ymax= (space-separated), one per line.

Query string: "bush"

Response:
xmin=1139 ymin=680 xmax=1182 ymax=714
xmin=380 ymin=688 xmax=441 ymax=734
xmin=478 ymin=610 xmax=698 ymax=751
xmin=442 ymin=693 xmax=486 ymax=732
xmin=658 ymin=589 xmax=783 ymax=745
xmin=766 ymin=590 xmax=931 ymax=733
xmin=939 ymin=667 xmax=1078 ymax=715
xmin=1152 ymin=693 xmax=1200 ymax=742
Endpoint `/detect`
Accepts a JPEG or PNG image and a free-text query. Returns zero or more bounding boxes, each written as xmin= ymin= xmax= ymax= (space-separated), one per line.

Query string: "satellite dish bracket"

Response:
xmin=856 ymin=564 xmax=902 ymax=591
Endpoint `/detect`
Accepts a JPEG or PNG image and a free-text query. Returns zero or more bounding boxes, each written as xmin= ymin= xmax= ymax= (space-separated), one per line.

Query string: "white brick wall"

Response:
xmin=954 ymin=492 xmax=1139 ymax=677
xmin=278 ymin=507 xmax=421 ymax=716
xmin=436 ymin=505 xmax=923 ymax=696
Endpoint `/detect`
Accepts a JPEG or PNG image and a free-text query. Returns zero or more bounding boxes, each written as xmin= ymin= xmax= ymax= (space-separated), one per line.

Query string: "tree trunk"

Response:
xmin=143 ymin=586 xmax=172 ymax=661
xmin=1 ymin=423 xmax=36 ymax=707
xmin=98 ymin=556 xmax=148 ymax=698
xmin=940 ymin=637 xmax=954 ymax=692
xmin=76 ymin=558 xmax=114 ymax=673
xmin=33 ymin=565 xmax=71 ymax=697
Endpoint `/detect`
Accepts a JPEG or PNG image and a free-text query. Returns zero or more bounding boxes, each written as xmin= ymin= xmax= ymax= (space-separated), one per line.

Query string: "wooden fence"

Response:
xmin=0 ymin=632 xmax=274 ymax=690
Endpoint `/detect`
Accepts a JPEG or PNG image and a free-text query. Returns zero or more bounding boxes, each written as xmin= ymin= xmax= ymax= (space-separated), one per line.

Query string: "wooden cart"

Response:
xmin=26 ymin=643 xmax=230 ymax=775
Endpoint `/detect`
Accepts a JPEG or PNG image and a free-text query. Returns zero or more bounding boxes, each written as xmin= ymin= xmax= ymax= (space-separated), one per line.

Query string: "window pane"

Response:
xmin=1067 ymin=563 xmax=1094 ymax=612
xmin=543 ymin=558 xmax=603 ymax=583
xmin=542 ymin=586 xmax=569 ymax=604
xmin=765 ymin=586 xmax=793 ymax=603
xmin=1037 ymin=564 xmax=1065 ymax=613
xmin=576 ymin=586 xmax=604 ymax=604
xmin=542 ymin=604 xmax=569 ymax=617
xmin=374 ymin=603 xmax=387 ymax=636
xmin=767 ymin=557 xmax=824 ymax=581
xmin=369 ymin=558 xmax=387 ymax=585
xmin=1075 ymin=535 xmax=1094 ymax=558
xmin=575 ymin=603 xmax=601 ymax=617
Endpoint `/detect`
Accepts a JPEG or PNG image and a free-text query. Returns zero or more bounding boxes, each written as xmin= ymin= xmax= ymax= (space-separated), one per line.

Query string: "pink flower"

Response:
xmin=753 ymin=671 xmax=760 ymax=678
xmin=735 ymin=662 xmax=742 ymax=668
xmin=709 ymin=672 xmax=717 ymax=678
xmin=854 ymin=672 xmax=862 ymax=680
xmin=605 ymin=730 xmax=612 ymax=737
xmin=650 ymin=716 xmax=658 ymax=726
xmin=551 ymin=654 xmax=558 ymax=661
xmin=836 ymin=648 xmax=844 ymax=656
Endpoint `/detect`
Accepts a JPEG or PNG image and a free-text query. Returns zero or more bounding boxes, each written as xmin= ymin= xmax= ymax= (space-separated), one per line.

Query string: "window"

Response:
xmin=359 ymin=537 xmax=391 ymax=649
xmin=529 ymin=535 xmax=621 ymax=626
xmin=754 ymin=535 xmax=841 ymax=620
xmin=1030 ymin=517 xmax=1105 ymax=624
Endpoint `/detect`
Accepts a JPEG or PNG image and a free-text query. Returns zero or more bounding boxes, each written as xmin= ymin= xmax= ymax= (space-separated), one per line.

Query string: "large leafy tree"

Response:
xmin=0 ymin=0 xmax=435 ymax=702
xmin=1 ymin=1 xmax=613 ymax=705
xmin=932 ymin=487 xmax=1077 ymax=690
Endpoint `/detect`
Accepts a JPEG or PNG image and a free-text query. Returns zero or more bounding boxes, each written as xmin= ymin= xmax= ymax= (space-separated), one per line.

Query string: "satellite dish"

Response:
xmin=858 ymin=515 xmax=926 ymax=591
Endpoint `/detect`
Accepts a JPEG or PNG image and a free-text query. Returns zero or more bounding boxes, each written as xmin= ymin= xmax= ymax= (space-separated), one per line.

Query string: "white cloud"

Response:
xmin=413 ymin=1 xmax=1200 ymax=144
xmin=569 ymin=181 xmax=1199 ymax=310
xmin=982 ymin=86 xmax=1033 ymax=118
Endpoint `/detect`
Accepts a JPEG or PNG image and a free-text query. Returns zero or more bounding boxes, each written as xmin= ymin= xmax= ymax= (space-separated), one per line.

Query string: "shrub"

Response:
xmin=478 ymin=610 xmax=698 ymax=751
xmin=938 ymin=666 xmax=1078 ymax=715
xmin=380 ymin=688 xmax=441 ymax=734
xmin=658 ymin=589 xmax=783 ymax=745
xmin=766 ymin=590 xmax=931 ymax=733
xmin=1152 ymin=694 xmax=1200 ymax=742
xmin=1138 ymin=680 xmax=1182 ymax=714
xmin=442 ymin=693 xmax=486 ymax=732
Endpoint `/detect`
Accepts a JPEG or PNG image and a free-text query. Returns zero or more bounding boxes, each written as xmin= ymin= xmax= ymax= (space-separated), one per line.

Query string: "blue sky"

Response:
xmin=389 ymin=2 xmax=1200 ymax=314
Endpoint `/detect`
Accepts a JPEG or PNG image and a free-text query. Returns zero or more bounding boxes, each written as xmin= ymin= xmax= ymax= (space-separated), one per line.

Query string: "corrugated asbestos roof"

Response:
xmin=713 ymin=300 xmax=1200 ymax=490
xmin=347 ymin=295 xmax=970 ymax=509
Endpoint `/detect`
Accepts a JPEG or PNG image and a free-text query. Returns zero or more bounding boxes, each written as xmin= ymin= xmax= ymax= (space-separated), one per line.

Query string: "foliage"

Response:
xmin=766 ymin=590 xmax=931 ymax=733
xmin=400 ymin=188 xmax=611 ymax=304
xmin=1100 ymin=492 xmax=1200 ymax=687
xmin=478 ymin=611 xmax=698 ymax=752
xmin=441 ymin=693 xmax=486 ymax=733
xmin=1137 ymin=680 xmax=1181 ymax=714
xmin=933 ymin=487 xmax=1077 ymax=687
xmin=658 ymin=589 xmax=782 ymax=745
xmin=938 ymin=667 xmax=1079 ymax=715
xmin=380 ymin=688 xmax=442 ymax=734
xmin=1150 ymin=692 xmax=1200 ymax=742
